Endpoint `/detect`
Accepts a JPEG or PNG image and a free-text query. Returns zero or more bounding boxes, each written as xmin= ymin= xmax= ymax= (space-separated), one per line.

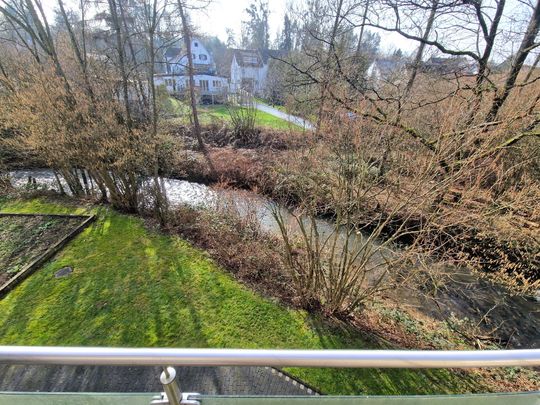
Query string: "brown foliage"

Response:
xmin=165 ymin=201 xmax=298 ymax=304
xmin=0 ymin=60 xmax=171 ymax=213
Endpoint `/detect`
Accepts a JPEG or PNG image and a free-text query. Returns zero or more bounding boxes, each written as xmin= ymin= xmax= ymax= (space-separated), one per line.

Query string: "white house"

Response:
xmin=154 ymin=73 xmax=228 ymax=102
xmin=158 ymin=38 xmax=228 ymax=102
xmin=367 ymin=58 xmax=407 ymax=83
xmin=229 ymin=49 xmax=269 ymax=95
xmin=164 ymin=39 xmax=215 ymax=75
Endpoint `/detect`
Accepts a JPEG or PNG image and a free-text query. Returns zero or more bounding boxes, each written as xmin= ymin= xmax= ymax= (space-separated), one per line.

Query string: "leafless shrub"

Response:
xmin=167 ymin=195 xmax=297 ymax=303
xmin=0 ymin=62 xmax=167 ymax=214
xmin=270 ymin=118 xmax=452 ymax=316
xmin=227 ymin=95 xmax=259 ymax=146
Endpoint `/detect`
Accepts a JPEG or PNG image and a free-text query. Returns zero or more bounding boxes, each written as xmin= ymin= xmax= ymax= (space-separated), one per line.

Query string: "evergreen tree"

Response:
xmin=241 ymin=0 xmax=269 ymax=50
xmin=225 ymin=27 xmax=237 ymax=48
xmin=279 ymin=13 xmax=292 ymax=51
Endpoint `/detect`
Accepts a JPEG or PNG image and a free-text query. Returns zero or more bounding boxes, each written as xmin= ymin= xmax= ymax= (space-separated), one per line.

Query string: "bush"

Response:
xmin=167 ymin=198 xmax=297 ymax=304
xmin=227 ymin=96 xmax=259 ymax=147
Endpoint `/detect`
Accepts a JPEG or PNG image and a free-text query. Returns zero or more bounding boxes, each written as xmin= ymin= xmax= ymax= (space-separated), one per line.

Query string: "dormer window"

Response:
xmin=243 ymin=56 xmax=258 ymax=64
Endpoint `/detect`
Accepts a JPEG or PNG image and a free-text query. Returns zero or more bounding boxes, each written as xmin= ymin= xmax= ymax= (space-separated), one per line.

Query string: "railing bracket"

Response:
xmin=151 ymin=392 xmax=200 ymax=405
xmin=181 ymin=393 xmax=201 ymax=405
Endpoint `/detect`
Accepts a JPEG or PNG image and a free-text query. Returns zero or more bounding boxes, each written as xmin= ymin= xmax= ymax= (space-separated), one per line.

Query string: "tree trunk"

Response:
xmin=485 ymin=0 xmax=540 ymax=121
xmin=177 ymin=0 xmax=215 ymax=173
xmin=403 ymin=0 xmax=438 ymax=98
xmin=522 ymin=52 xmax=540 ymax=85
xmin=354 ymin=0 xmax=369 ymax=57
xmin=467 ymin=0 xmax=507 ymax=123
xmin=57 ymin=0 xmax=94 ymax=101
xmin=316 ymin=0 xmax=344 ymax=133
xmin=107 ymin=0 xmax=133 ymax=129
xmin=118 ymin=0 xmax=150 ymax=115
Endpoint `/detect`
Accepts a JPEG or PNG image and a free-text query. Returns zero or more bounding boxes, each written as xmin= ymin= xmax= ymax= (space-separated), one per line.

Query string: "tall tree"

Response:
xmin=403 ymin=0 xmax=438 ymax=98
xmin=279 ymin=13 xmax=293 ymax=51
xmin=485 ymin=0 xmax=540 ymax=121
xmin=225 ymin=27 xmax=237 ymax=47
xmin=177 ymin=0 xmax=214 ymax=173
xmin=354 ymin=0 xmax=369 ymax=57
xmin=316 ymin=0 xmax=344 ymax=132
xmin=242 ymin=0 xmax=269 ymax=50
xmin=107 ymin=0 xmax=133 ymax=129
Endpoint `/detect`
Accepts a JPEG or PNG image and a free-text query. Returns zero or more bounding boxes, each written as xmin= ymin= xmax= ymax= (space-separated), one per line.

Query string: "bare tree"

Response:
xmin=403 ymin=0 xmax=438 ymax=98
xmin=107 ymin=0 xmax=133 ymax=128
xmin=485 ymin=0 xmax=540 ymax=122
xmin=176 ymin=0 xmax=214 ymax=173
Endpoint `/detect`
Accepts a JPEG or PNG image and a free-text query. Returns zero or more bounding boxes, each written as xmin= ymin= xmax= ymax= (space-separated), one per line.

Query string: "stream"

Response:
xmin=8 ymin=169 xmax=540 ymax=349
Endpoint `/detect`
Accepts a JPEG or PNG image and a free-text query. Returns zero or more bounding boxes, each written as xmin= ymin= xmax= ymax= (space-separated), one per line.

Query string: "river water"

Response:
xmin=8 ymin=169 xmax=540 ymax=348
xmin=9 ymin=169 xmax=378 ymax=258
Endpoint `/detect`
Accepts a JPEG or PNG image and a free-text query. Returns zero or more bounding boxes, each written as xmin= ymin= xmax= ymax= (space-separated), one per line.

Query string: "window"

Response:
xmin=199 ymin=80 xmax=209 ymax=91
xmin=199 ymin=54 xmax=207 ymax=61
xmin=243 ymin=56 xmax=257 ymax=64
xmin=194 ymin=42 xmax=198 ymax=47
xmin=212 ymin=80 xmax=221 ymax=88
xmin=192 ymin=53 xmax=196 ymax=60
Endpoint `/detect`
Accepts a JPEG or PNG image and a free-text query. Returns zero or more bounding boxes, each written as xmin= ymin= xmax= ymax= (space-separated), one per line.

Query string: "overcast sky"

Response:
xmin=191 ymin=0 xmax=287 ymax=43
xmin=186 ymin=0 xmax=418 ymax=53
xmin=39 ymin=0 xmax=418 ymax=54
xmin=192 ymin=0 xmax=416 ymax=52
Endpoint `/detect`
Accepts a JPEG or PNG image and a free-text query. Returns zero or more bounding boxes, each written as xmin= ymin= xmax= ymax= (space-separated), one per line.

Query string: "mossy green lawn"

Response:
xmin=0 ymin=197 xmax=484 ymax=395
xmin=199 ymin=105 xmax=301 ymax=131
xmin=163 ymin=98 xmax=302 ymax=131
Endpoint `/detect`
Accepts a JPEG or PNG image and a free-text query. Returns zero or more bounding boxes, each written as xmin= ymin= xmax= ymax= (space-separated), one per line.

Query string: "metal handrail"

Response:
xmin=1 ymin=346 xmax=540 ymax=368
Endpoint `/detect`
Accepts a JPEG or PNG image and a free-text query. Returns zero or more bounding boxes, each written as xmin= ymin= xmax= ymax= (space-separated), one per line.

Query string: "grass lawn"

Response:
xmin=162 ymin=97 xmax=191 ymax=117
xmin=0 ymin=197 xmax=485 ymax=395
xmin=164 ymin=98 xmax=302 ymax=131
xmin=199 ymin=105 xmax=302 ymax=131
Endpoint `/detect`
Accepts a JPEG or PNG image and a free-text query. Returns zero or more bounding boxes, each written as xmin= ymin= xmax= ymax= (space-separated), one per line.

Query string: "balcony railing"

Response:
xmin=1 ymin=346 xmax=539 ymax=405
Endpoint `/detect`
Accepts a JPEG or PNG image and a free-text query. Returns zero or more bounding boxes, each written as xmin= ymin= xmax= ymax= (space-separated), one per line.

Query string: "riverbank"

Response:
xmin=163 ymin=130 xmax=539 ymax=287
xmin=0 ymin=188 xmax=538 ymax=394
xmin=0 ymin=193 xmax=516 ymax=395
xmin=6 ymin=169 xmax=540 ymax=351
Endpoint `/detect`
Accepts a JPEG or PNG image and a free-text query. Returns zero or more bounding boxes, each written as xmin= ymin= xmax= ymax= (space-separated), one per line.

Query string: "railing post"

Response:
xmin=160 ymin=366 xmax=182 ymax=405
xmin=152 ymin=366 xmax=200 ymax=405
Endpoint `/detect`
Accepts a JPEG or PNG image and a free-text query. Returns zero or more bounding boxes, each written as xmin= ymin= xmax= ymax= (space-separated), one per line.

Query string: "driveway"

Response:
xmin=254 ymin=103 xmax=314 ymax=130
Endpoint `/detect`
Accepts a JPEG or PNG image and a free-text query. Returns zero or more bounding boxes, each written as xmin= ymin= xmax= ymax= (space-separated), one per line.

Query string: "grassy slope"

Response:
xmin=199 ymin=105 xmax=300 ymax=131
xmin=165 ymin=98 xmax=301 ymax=131
xmin=0 ymin=197 xmax=483 ymax=395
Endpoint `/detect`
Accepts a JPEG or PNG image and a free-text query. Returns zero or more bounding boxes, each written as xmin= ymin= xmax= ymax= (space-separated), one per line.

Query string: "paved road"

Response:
xmin=254 ymin=103 xmax=314 ymax=130
xmin=0 ymin=365 xmax=317 ymax=395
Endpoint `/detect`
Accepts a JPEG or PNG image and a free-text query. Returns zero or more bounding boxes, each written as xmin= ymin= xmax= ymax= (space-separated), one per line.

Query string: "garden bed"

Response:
xmin=0 ymin=213 xmax=94 ymax=296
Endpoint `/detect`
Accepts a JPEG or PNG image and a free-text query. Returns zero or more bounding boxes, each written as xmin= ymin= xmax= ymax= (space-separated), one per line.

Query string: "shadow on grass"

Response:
xmin=0 ymin=198 xmax=488 ymax=395
xmin=282 ymin=315 xmax=484 ymax=395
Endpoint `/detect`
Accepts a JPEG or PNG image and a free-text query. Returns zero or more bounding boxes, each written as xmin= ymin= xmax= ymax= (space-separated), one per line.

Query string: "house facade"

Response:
xmin=164 ymin=39 xmax=215 ymax=75
xmin=229 ymin=49 xmax=268 ymax=95
xmin=158 ymin=40 xmax=285 ymax=100
xmin=158 ymin=38 xmax=228 ymax=102
xmin=367 ymin=57 xmax=408 ymax=83
xmin=154 ymin=73 xmax=227 ymax=97
xmin=422 ymin=56 xmax=476 ymax=75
